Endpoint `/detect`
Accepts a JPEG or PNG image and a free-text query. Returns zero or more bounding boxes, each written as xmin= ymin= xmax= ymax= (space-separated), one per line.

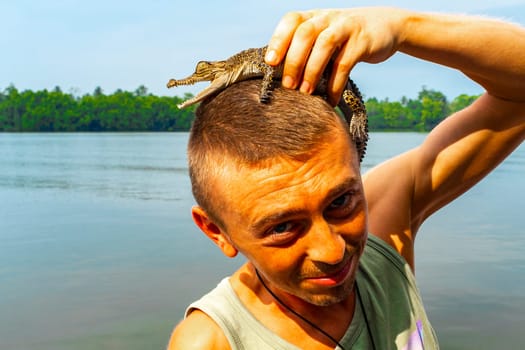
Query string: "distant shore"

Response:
xmin=0 ymin=85 xmax=479 ymax=133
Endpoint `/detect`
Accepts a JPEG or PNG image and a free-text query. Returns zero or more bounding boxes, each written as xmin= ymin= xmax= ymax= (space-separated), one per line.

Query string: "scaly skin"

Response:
xmin=167 ymin=46 xmax=368 ymax=162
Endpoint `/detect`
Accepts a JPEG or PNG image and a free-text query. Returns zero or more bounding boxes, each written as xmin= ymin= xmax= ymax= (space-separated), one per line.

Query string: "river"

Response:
xmin=1 ymin=132 xmax=523 ymax=350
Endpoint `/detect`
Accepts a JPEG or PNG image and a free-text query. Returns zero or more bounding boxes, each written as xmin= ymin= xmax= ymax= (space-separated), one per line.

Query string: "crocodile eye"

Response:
xmin=195 ymin=61 xmax=211 ymax=72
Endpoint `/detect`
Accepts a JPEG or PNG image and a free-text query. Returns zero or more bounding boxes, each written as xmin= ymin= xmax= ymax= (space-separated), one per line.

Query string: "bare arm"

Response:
xmin=399 ymin=12 xmax=525 ymax=102
xmin=368 ymin=12 xmax=525 ymax=258
xmin=363 ymin=95 xmax=525 ymax=267
xmin=265 ymin=8 xmax=525 ymax=104
xmin=167 ymin=310 xmax=231 ymax=350
xmin=265 ymin=8 xmax=525 ymax=266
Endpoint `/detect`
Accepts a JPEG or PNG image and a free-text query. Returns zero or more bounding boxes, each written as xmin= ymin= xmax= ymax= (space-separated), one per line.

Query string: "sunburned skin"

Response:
xmin=204 ymin=125 xmax=368 ymax=312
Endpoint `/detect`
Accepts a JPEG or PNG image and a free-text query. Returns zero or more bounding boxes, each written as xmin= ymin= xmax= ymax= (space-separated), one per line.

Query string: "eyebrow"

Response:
xmin=324 ymin=177 xmax=360 ymax=205
xmin=249 ymin=177 xmax=360 ymax=236
xmin=250 ymin=208 xmax=307 ymax=237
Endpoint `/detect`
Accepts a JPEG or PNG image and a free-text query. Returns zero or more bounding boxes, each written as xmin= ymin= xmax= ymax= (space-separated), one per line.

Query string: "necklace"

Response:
xmin=255 ymin=268 xmax=348 ymax=350
xmin=255 ymin=269 xmax=377 ymax=350
xmin=355 ymin=279 xmax=377 ymax=350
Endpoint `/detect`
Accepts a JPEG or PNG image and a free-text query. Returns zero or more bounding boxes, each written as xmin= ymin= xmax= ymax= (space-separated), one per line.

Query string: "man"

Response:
xmin=168 ymin=7 xmax=525 ymax=350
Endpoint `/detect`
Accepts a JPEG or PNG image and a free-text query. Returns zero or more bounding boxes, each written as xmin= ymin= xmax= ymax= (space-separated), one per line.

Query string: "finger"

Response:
xmin=327 ymin=41 xmax=360 ymax=105
xmin=265 ymin=11 xmax=308 ymax=66
xmin=281 ymin=15 xmax=332 ymax=89
xmin=281 ymin=22 xmax=319 ymax=88
xmin=300 ymin=23 xmax=348 ymax=94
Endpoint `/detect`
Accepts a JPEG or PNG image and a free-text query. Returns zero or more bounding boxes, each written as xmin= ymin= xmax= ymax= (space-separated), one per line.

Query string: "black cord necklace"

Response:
xmin=354 ymin=280 xmax=377 ymax=350
xmin=255 ymin=268 xmax=348 ymax=350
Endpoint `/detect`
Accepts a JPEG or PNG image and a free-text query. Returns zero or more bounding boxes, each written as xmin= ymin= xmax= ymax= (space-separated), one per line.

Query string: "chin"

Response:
xmin=302 ymin=279 xmax=355 ymax=306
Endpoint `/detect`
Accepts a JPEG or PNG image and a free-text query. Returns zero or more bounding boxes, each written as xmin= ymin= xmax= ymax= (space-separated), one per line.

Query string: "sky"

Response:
xmin=2 ymin=0 xmax=525 ymax=101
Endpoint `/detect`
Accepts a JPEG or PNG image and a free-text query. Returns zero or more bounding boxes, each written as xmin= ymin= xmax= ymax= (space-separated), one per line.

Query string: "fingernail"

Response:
xmin=300 ymin=81 xmax=311 ymax=94
xmin=265 ymin=50 xmax=278 ymax=65
xmin=282 ymin=75 xmax=295 ymax=88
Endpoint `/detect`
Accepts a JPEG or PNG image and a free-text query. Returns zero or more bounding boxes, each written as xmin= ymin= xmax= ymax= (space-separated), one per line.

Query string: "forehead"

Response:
xmin=211 ymin=129 xmax=361 ymax=229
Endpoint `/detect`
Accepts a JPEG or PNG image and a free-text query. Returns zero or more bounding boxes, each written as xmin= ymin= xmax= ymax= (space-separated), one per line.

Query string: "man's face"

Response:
xmin=213 ymin=128 xmax=368 ymax=306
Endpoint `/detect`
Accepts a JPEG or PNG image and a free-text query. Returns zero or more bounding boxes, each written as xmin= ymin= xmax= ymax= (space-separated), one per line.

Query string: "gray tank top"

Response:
xmin=185 ymin=235 xmax=439 ymax=349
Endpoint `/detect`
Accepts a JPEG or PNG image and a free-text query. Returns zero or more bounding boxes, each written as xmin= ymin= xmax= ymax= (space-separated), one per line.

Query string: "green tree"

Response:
xmin=134 ymin=85 xmax=149 ymax=97
xmin=365 ymin=97 xmax=388 ymax=130
xmin=1 ymin=85 xmax=23 ymax=131
xmin=93 ymin=86 xmax=104 ymax=97
xmin=449 ymin=93 xmax=480 ymax=113
xmin=417 ymin=87 xmax=449 ymax=131
xmin=381 ymin=100 xmax=412 ymax=130
xmin=0 ymin=85 xmax=482 ymax=133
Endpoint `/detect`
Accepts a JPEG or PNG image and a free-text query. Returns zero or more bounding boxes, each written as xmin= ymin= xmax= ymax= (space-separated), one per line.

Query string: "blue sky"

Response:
xmin=2 ymin=0 xmax=525 ymax=100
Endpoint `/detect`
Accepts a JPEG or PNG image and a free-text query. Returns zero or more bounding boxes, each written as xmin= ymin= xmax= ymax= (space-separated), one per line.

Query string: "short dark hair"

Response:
xmin=187 ymin=79 xmax=354 ymax=227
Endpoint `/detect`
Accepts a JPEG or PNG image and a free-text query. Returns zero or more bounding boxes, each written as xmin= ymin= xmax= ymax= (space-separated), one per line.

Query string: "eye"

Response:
xmin=266 ymin=221 xmax=302 ymax=245
xmin=326 ymin=192 xmax=356 ymax=219
xmin=329 ymin=193 xmax=351 ymax=209
xmin=195 ymin=61 xmax=211 ymax=73
xmin=273 ymin=222 xmax=293 ymax=234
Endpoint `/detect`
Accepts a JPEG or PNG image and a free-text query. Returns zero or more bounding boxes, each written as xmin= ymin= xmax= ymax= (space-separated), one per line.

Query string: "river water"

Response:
xmin=1 ymin=132 xmax=524 ymax=350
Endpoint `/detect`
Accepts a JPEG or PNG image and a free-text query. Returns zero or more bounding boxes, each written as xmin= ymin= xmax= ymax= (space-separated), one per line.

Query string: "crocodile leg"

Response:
xmin=341 ymin=80 xmax=368 ymax=162
xmin=260 ymin=66 xmax=275 ymax=103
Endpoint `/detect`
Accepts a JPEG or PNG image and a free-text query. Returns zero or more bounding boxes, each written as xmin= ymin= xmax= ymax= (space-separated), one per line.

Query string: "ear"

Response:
xmin=191 ymin=206 xmax=238 ymax=258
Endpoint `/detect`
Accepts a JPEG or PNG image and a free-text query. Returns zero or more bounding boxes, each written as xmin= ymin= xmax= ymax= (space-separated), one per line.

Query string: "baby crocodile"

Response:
xmin=167 ymin=46 xmax=368 ymax=162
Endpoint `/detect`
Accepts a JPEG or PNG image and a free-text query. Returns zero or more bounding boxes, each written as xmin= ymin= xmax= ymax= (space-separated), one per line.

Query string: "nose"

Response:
xmin=305 ymin=218 xmax=346 ymax=265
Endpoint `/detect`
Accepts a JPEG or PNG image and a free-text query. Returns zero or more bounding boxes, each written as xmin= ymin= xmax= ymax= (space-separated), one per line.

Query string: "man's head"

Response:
xmin=188 ymin=79 xmax=357 ymax=226
xmin=187 ymin=79 xmax=368 ymax=306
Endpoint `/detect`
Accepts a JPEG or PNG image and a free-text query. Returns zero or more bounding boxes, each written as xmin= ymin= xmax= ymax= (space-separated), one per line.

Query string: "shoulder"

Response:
xmin=166 ymin=309 xmax=231 ymax=350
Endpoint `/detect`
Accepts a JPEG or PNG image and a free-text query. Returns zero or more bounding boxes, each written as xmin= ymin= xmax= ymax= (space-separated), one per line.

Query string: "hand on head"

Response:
xmin=265 ymin=8 xmax=405 ymax=105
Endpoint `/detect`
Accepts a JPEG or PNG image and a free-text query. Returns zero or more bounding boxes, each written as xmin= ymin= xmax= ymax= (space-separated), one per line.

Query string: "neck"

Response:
xmin=252 ymin=265 xmax=355 ymax=315
xmin=252 ymin=264 xmax=356 ymax=335
xmin=254 ymin=267 xmax=354 ymax=350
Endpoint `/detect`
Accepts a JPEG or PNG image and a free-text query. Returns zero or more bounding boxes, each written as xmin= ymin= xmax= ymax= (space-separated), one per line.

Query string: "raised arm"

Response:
xmin=265 ymin=7 xmax=525 ymax=104
xmin=265 ymin=8 xmax=525 ymax=266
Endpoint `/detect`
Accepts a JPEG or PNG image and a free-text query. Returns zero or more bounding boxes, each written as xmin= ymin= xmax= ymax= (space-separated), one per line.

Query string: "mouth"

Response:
xmin=304 ymin=255 xmax=357 ymax=287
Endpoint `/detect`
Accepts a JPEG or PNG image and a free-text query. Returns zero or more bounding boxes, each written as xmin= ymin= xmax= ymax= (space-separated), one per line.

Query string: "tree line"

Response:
xmin=0 ymin=84 xmax=479 ymax=132
xmin=0 ymin=85 xmax=196 ymax=132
